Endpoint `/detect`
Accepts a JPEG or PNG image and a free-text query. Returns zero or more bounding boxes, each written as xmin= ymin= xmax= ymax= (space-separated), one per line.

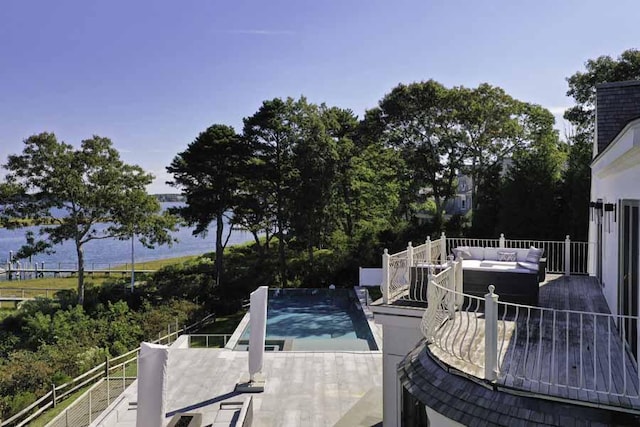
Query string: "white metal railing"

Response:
xmin=421 ymin=277 xmax=640 ymax=407
xmin=446 ymin=233 xmax=592 ymax=275
xmin=1 ymin=313 xmax=217 ymax=427
xmin=421 ymin=265 xmax=487 ymax=378
xmin=382 ymin=232 xmax=592 ymax=304
xmin=382 ymin=234 xmax=447 ymax=304
xmin=495 ymin=299 xmax=640 ymax=399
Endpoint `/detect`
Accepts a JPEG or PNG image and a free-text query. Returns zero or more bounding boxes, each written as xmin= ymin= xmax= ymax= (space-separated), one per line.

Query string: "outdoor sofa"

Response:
xmin=452 ymin=246 xmax=546 ymax=305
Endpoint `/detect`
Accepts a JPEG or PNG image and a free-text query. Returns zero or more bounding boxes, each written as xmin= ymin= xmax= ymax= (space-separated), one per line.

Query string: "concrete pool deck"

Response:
xmin=91 ymin=348 xmax=382 ymax=426
xmin=91 ymin=288 xmax=383 ymax=426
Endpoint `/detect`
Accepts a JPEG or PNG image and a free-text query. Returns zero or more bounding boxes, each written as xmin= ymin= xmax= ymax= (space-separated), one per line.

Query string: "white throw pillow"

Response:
xmin=453 ymin=246 xmax=472 ymax=259
xmin=525 ymin=247 xmax=543 ymax=264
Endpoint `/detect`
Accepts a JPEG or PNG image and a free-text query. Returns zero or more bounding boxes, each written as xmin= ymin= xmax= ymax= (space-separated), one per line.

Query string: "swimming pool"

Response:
xmin=234 ymin=288 xmax=378 ymax=351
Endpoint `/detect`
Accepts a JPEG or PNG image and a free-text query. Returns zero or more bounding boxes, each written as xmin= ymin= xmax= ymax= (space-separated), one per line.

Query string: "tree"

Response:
xmin=454 ymin=84 xmax=525 ymax=217
xmin=499 ymin=107 xmax=566 ymax=238
xmin=321 ymin=106 xmax=361 ymax=241
xmin=167 ymin=124 xmax=251 ymax=287
xmin=564 ymin=49 xmax=640 ymax=137
xmin=561 ymin=131 xmax=592 ymax=240
xmin=367 ymin=80 xmax=468 ymax=226
xmin=289 ymin=102 xmax=338 ymax=263
xmin=242 ymin=98 xmax=298 ymax=286
xmin=0 ymin=133 xmax=176 ymax=304
xmin=470 ymin=162 xmax=503 ymax=237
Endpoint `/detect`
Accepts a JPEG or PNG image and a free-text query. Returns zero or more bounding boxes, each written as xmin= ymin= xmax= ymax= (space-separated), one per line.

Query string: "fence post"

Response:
xmin=88 ymin=387 xmax=92 ymax=423
xmin=565 ymin=235 xmax=571 ymax=276
xmin=440 ymin=232 xmax=447 ymax=264
xmin=484 ymin=285 xmax=499 ymax=382
xmin=52 ymin=383 xmax=57 ymax=408
xmin=382 ymin=249 xmax=390 ymax=304
xmin=425 ymin=236 xmax=432 ymax=264
xmin=407 ymin=241 xmax=414 ymax=287
xmin=499 ymin=233 xmax=506 ymax=248
xmin=105 ymin=355 xmax=110 ymax=404
xmin=454 ymin=260 xmax=464 ymax=306
xmin=447 ymin=258 xmax=456 ymax=313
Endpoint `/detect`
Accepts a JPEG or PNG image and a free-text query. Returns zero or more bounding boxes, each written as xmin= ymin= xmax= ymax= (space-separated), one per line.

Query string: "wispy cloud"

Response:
xmin=219 ymin=29 xmax=295 ymax=36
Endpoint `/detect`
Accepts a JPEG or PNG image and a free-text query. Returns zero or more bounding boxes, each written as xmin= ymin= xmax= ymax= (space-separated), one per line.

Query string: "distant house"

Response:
xmin=443 ymin=174 xmax=472 ymax=216
xmin=589 ymin=80 xmax=640 ymax=358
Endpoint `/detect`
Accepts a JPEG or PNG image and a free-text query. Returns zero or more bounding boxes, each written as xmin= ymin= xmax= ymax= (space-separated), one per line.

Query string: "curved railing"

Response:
xmin=421 ymin=274 xmax=640 ymax=409
xmin=421 ymin=269 xmax=486 ymax=379
xmin=382 ymin=235 xmax=447 ymax=304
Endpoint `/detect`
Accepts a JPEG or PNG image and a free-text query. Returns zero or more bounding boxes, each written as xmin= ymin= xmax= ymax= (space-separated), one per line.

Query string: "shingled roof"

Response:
xmin=398 ymin=339 xmax=640 ymax=426
xmin=596 ymin=80 xmax=640 ymax=155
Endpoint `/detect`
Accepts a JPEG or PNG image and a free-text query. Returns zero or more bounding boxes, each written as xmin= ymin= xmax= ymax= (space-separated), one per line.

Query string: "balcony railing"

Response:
xmin=382 ymin=235 xmax=447 ymax=304
xmin=382 ymin=233 xmax=592 ymax=304
xmin=420 ymin=265 xmax=640 ymax=411
xmin=446 ymin=234 xmax=593 ymax=275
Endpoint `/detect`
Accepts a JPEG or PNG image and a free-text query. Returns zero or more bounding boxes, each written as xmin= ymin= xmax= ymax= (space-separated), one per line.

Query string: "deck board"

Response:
xmin=430 ymin=274 xmax=640 ymax=411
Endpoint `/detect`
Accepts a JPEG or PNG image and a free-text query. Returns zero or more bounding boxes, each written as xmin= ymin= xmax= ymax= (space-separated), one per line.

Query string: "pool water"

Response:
xmin=236 ymin=288 xmax=378 ymax=351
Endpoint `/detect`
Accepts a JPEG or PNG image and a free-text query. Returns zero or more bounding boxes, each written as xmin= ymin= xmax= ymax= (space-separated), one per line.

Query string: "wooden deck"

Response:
xmin=429 ymin=274 xmax=640 ymax=411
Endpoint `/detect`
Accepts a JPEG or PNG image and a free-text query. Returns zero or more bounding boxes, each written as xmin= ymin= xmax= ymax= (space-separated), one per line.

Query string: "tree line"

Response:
xmin=2 ymin=49 xmax=640 ymax=297
xmin=165 ymin=83 xmax=579 ymax=289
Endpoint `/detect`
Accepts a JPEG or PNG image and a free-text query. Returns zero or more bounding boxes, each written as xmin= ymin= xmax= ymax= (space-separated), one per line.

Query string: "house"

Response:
xmin=589 ymin=80 xmax=640 ymax=360
xmin=370 ymin=80 xmax=640 ymax=426
xmin=444 ymin=174 xmax=473 ymax=216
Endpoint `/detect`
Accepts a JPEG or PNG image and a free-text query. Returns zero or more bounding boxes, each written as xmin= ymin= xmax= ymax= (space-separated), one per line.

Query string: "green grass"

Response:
xmin=28 ymin=384 xmax=92 ymax=427
xmin=197 ymin=310 xmax=246 ymax=334
xmin=0 ymin=254 xmax=201 ymax=292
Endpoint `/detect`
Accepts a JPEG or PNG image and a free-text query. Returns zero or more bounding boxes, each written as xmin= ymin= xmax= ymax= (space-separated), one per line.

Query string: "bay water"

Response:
xmin=0 ymin=203 xmax=253 ymax=270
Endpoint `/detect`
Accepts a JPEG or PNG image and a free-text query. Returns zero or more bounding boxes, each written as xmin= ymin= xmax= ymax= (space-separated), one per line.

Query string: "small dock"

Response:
xmin=2 ymin=267 xmax=156 ymax=280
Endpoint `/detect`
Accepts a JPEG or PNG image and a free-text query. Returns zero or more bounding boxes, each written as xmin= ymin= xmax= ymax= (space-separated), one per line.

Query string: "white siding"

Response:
xmin=590 ymin=121 xmax=640 ymax=315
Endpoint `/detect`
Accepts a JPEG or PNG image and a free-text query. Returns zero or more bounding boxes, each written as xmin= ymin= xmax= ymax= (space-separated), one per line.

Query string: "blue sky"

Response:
xmin=1 ymin=0 xmax=639 ymax=193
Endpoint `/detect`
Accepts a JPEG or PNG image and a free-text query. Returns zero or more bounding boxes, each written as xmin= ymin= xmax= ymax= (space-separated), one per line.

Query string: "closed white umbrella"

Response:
xmin=248 ymin=286 xmax=268 ymax=382
xmin=136 ymin=342 xmax=169 ymax=427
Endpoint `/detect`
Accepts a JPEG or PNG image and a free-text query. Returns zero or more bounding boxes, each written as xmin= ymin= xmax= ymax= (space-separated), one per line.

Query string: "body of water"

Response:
xmin=0 ymin=203 xmax=253 ymax=268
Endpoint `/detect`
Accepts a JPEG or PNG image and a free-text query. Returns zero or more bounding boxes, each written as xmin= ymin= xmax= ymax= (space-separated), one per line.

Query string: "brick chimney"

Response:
xmin=595 ymin=80 xmax=640 ymax=156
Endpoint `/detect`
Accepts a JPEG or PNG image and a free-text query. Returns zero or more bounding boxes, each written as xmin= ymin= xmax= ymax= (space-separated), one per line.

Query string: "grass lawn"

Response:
xmin=0 ymin=254 xmax=201 ymax=292
xmin=28 ymin=385 xmax=91 ymax=427
xmin=197 ymin=310 xmax=247 ymax=334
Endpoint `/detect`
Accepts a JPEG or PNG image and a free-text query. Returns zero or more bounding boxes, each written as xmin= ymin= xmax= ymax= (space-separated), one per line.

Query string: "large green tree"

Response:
xmin=242 ymin=98 xmax=298 ymax=286
xmin=453 ymin=84 xmax=525 ymax=217
xmin=0 ymin=133 xmax=176 ymax=304
xmin=500 ymin=107 xmax=566 ymax=238
xmin=289 ymin=102 xmax=339 ymax=262
xmin=167 ymin=124 xmax=251 ymax=287
xmin=367 ymin=80 xmax=468 ymax=226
